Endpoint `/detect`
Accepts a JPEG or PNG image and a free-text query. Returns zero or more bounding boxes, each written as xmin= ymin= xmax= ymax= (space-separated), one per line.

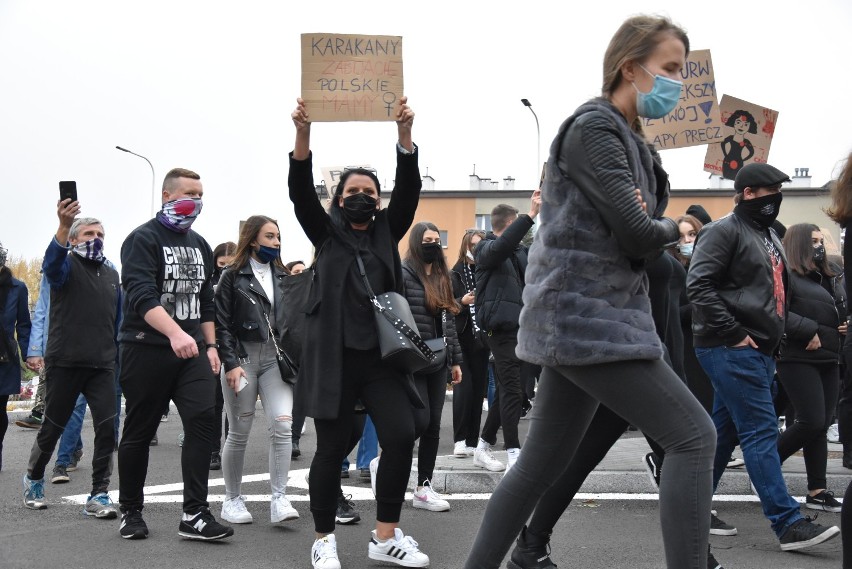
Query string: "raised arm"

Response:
xmin=289 ymin=98 xmax=330 ymax=246
xmin=385 ymin=96 xmax=421 ymax=240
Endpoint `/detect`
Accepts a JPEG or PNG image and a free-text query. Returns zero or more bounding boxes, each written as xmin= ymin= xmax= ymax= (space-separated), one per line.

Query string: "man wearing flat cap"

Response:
xmin=687 ymin=163 xmax=840 ymax=551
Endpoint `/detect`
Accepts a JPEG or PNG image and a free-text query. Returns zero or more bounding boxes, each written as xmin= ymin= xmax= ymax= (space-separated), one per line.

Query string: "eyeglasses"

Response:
xmin=465 ymin=229 xmax=485 ymax=235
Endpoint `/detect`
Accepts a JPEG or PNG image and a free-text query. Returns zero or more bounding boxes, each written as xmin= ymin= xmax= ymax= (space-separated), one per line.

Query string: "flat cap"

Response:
xmin=734 ymin=163 xmax=791 ymax=193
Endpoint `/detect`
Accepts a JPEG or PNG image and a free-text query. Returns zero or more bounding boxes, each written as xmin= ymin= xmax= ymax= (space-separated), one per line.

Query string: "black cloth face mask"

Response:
xmin=734 ymin=193 xmax=783 ymax=229
xmin=341 ymin=193 xmax=378 ymax=224
xmin=421 ymin=242 xmax=442 ymax=264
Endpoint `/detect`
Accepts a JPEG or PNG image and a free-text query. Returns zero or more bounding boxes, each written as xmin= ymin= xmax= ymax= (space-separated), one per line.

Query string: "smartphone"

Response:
xmin=236 ymin=375 xmax=249 ymax=393
xmin=59 ymin=181 xmax=78 ymax=203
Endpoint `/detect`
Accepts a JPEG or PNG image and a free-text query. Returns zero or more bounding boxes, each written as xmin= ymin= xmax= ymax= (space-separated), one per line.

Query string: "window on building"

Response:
xmin=474 ymin=214 xmax=492 ymax=232
xmin=439 ymin=230 xmax=448 ymax=249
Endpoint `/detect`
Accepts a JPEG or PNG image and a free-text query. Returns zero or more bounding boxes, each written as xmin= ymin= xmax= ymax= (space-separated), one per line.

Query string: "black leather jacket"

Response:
xmin=215 ymin=263 xmax=287 ymax=372
xmin=686 ymin=211 xmax=789 ymax=356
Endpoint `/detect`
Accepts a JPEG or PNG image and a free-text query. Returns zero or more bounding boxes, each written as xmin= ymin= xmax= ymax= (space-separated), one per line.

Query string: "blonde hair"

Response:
xmin=826 ymin=152 xmax=852 ymax=226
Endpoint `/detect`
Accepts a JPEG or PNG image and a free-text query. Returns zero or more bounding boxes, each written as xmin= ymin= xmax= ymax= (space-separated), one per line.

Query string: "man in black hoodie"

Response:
xmin=471 ymin=191 xmax=540 ymax=473
xmin=116 ymin=168 xmax=232 ymax=542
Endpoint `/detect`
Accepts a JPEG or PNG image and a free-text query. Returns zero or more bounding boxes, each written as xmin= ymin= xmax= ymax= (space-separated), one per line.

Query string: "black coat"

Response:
xmin=450 ymin=260 xmax=474 ymax=338
xmin=215 ymin=262 xmax=288 ymax=373
xmin=780 ymin=270 xmax=846 ymax=364
xmin=474 ymin=215 xmax=533 ymax=333
xmin=288 ymin=148 xmax=421 ymax=420
xmin=401 ymin=263 xmax=463 ymax=366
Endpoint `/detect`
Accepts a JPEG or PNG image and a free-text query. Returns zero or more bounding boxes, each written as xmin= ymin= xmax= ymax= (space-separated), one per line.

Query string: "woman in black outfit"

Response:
xmin=289 ymin=97 xmax=429 ymax=569
xmin=450 ymin=229 xmax=489 ymax=457
xmin=775 ymin=223 xmax=846 ymax=512
xmin=402 ymin=221 xmax=463 ymax=512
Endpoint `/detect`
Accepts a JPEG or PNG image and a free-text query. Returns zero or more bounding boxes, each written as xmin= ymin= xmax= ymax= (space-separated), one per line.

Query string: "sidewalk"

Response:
xmin=425 ymin=435 xmax=852 ymax=497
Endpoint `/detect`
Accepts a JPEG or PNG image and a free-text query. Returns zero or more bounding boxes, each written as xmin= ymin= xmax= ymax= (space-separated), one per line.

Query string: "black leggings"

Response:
xmin=453 ymin=338 xmax=489 ymax=447
xmin=414 ymin=367 xmax=448 ymax=485
xmin=309 ymin=348 xmax=419 ymax=533
xmin=776 ymin=361 xmax=839 ymax=491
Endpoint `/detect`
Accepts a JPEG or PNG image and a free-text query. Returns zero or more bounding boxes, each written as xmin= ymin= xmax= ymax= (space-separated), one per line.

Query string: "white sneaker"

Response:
xmin=370 ymin=456 xmax=380 ymax=497
xmin=312 ymin=534 xmax=342 ymax=569
xmin=270 ymin=494 xmax=299 ymax=523
xmin=828 ymin=423 xmax=840 ymax=443
xmin=726 ymin=456 xmax=745 ymax=468
xmin=412 ymin=480 xmax=450 ymax=512
xmin=505 ymin=448 xmax=520 ymax=473
xmin=368 ymin=528 xmax=430 ymax=567
xmin=453 ymin=441 xmax=473 ymax=457
xmin=473 ymin=445 xmax=505 ymax=472
xmin=221 ymin=495 xmax=253 ymax=524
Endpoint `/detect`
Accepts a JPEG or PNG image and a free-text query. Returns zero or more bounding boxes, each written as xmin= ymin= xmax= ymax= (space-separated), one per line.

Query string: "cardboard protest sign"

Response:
xmin=301 ymin=33 xmax=403 ymax=122
xmin=703 ymin=95 xmax=779 ymax=180
xmin=642 ymin=49 xmax=725 ymax=150
xmin=321 ymin=165 xmax=376 ymax=197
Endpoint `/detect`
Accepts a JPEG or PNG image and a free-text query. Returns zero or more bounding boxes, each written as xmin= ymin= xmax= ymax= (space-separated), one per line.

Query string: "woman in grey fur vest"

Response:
xmin=465 ymin=16 xmax=717 ymax=569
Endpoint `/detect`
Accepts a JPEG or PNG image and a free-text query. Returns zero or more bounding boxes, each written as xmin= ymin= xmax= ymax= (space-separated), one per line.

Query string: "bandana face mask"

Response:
xmin=159 ymin=198 xmax=203 ymax=233
xmin=72 ymin=237 xmax=105 ymax=262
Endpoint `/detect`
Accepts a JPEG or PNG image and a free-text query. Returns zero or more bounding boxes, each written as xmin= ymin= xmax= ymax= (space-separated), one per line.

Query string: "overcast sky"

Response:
xmin=2 ymin=0 xmax=850 ymax=265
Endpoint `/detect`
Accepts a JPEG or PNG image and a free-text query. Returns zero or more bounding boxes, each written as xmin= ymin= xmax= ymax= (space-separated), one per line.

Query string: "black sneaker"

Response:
xmin=291 ymin=441 xmax=301 ymax=459
xmin=67 ymin=449 xmax=84 ymax=472
xmin=120 ymin=509 xmax=149 ymax=540
xmin=805 ymin=490 xmax=842 ymax=513
xmin=708 ymin=545 xmax=724 ymax=569
xmin=149 ymin=434 xmax=158 ymax=447
xmin=642 ymin=452 xmax=661 ymax=489
xmin=340 ymin=468 xmax=349 ymax=479
xmin=209 ymin=452 xmax=222 ymax=471
xmin=51 ymin=465 xmax=70 ymax=484
xmin=507 ymin=526 xmax=556 ymax=569
xmin=15 ymin=415 xmax=43 ymax=429
xmin=178 ymin=508 xmax=234 ymax=541
xmin=335 ymin=493 xmax=361 ymax=525
xmin=778 ymin=516 xmax=840 ymax=551
xmin=710 ymin=512 xmax=737 ymax=536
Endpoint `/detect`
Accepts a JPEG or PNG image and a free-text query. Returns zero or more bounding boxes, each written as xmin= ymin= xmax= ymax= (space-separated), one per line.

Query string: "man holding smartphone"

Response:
xmin=22 ymin=197 xmax=121 ymax=520
xmin=116 ymin=168 xmax=232 ymax=541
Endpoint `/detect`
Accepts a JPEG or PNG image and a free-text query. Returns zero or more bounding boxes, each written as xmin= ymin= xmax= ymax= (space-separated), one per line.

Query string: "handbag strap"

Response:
xmin=263 ymin=311 xmax=285 ymax=359
xmin=354 ymin=253 xmax=436 ymax=360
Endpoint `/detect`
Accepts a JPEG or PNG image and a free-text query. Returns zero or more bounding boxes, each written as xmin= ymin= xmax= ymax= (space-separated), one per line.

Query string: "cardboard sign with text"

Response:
xmin=301 ymin=33 xmax=403 ymax=122
xmin=703 ymin=95 xmax=779 ymax=180
xmin=321 ymin=165 xmax=375 ymax=198
xmin=642 ymin=49 xmax=724 ymax=150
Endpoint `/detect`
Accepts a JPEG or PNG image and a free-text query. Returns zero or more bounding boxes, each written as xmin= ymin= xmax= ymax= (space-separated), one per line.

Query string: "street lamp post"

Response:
xmin=520 ymin=99 xmax=541 ymax=185
xmin=116 ymin=146 xmax=157 ymax=216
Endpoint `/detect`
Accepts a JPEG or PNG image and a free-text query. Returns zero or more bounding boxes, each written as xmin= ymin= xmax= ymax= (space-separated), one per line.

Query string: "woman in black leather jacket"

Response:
xmin=776 ymin=223 xmax=847 ymax=512
xmin=402 ymin=221 xmax=462 ymax=512
xmin=214 ymin=215 xmax=298 ymax=526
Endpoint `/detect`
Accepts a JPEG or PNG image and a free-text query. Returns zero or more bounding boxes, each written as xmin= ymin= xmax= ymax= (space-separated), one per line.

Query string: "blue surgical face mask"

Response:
xmin=633 ymin=64 xmax=682 ymax=119
xmin=255 ymin=245 xmax=279 ymax=264
xmin=678 ymin=242 xmax=694 ymax=258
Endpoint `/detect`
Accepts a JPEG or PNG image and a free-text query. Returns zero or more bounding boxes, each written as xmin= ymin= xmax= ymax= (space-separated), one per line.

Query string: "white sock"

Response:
xmin=477 ymin=438 xmax=489 ymax=451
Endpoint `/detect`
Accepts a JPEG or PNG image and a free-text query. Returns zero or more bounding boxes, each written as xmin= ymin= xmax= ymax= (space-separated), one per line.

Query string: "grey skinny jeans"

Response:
xmin=221 ymin=338 xmax=294 ymax=499
xmin=464 ymin=358 xmax=716 ymax=569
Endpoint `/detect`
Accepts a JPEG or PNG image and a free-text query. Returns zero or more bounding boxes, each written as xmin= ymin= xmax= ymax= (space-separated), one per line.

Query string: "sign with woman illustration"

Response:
xmin=704 ymin=95 xmax=779 ymax=180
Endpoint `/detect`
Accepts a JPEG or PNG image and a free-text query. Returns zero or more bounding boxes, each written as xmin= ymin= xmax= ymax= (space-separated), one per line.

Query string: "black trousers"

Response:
xmin=414 ymin=367 xmax=448 ymax=485
xmin=481 ymin=330 xmax=523 ymax=449
xmin=118 ymin=343 xmax=216 ymax=513
xmin=839 ymin=343 xmax=852 ymax=444
xmin=776 ymin=360 xmax=839 ymax=491
xmin=27 ymin=365 xmax=116 ymax=495
xmin=309 ymin=348 xmax=419 ymax=533
xmin=453 ymin=337 xmax=490 ymax=447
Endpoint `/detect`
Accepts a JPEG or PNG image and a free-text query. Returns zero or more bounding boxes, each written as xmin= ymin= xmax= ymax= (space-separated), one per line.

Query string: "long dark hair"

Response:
xmin=456 ymin=229 xmax=485 ymax=266
xmin=329 ymin=168 xmax=382 ymax=230
xmin=783 ymin=223 xmax=836 ymax=277
xmin=405 ymin=222 xmax=459 ymax=315
xmin=231 ymin=215 xmax=287 ymax=272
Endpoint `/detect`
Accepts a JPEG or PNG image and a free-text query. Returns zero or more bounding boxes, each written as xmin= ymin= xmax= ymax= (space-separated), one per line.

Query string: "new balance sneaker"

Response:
xmin=778 ymin=516 xmax=839 ymax=551
xmin=370 ymin=456 xmax=380 ymax=497
xmin=84 ymin=492 xmax=119 ymax=519
xmin=805 ymin=490 xmax=842 ymax=513
xmin=726 ymin=456 xmax=744 ymax=469
xmin=642 ymin=452 xmax=661 ymax=489
xmin=368 ymin=528 xmax=430 ymax=567
xmin=473 ymin=444 xmax=505 ymax=472
xmin=412 ymin=480 xmax=450 ymax=512
xmin=15 ymin=415 xmax=42 ymax=429
xmin=67 ymin=448 xmax=84 ymax=472
xmin=335 ymin=493 xmax=361 ymax=524
xmin=453 ymin=440 xmax=473 ymax=457
xmin=179 ymin=508 xmax=234 ymax=541
xmin=508 ymin=525 xmax=556 ymax=569
xmin=51 ymin=465 xmax=70 ymax=484
xmin=312 ymin=534 xmax=342 ymax=569
xmin=221 ymin=495 xmax=253 ymax=524
xmin=270 ymin=494 xmax=299 ymax=523
xmin=22 ymin=475 xmax=46 ymax=509
xmin=710 ymin=512 xmax=737 ymax=536
xmin=119 ymin=509 xmax=148 ymax=539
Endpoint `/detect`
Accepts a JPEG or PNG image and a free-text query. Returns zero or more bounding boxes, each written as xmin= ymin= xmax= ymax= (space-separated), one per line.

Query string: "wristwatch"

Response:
xmin=206 ymin=343 xmax=219 ymax=350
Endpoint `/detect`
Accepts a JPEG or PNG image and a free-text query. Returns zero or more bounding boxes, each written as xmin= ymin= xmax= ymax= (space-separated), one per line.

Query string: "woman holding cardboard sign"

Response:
xmin=464 ymin=15 xmax=716 ymax=569
xmin=290 ymin=96 xmax=430 ymax=569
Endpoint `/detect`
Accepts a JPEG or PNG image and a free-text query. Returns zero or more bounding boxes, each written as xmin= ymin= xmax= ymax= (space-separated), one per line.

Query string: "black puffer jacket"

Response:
xmin=215 ymin=263 xmax=288 ymax=372
xmin=780 ymin=269 xmax=846 ymax=364
xmin=401 ymin=263 xmax=462 ymax=366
